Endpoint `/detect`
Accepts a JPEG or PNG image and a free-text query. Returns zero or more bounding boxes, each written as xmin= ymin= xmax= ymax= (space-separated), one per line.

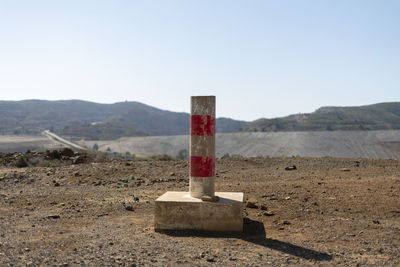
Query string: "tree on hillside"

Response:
xmin=92 ymin=143 xmax=99 ymax=151
xmin=176 ymin=149 xmax=189 ymax=160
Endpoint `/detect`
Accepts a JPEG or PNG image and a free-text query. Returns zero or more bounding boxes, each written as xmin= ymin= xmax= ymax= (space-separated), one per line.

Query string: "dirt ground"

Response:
xmin=0 ymin=151 xmax=399 ymax=266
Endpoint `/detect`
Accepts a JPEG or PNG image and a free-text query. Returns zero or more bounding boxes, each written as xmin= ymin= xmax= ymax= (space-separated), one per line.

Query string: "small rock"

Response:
xmin=285 ymin=165 xmax=297 ymax=171
xmin=340 ymin=168 xmax=351 ymax=172
xmin=246 ymin=198 xmax=258 ymax=208
xmin=263 ymin=211 xmax=275 ymax=216
xmin=201 ymin=195 xmax=220 ymax=202
xmin=206 ymin=258 xmax=216 ymax=263
xmin=285 ymin=196 xmax=291 ymax=200
xmin=282 ymin=220 xmax=291 ymax=225
xmin=169 ymin=172 xmax=175 ymax=176
xmin=54 ymin=182 xmax=60 ymax=187
xmin=260 ymin=205 xmax=268 ymax=210
xmin=373 ymin=220 xmax=381 ymax=224
xmin=124 ymin=204 xmax=134 ymax=211
xmin=72 ymin=156 xmax=84 ymax=164
xmin=47 ymin=215 xmax=60 ymax=219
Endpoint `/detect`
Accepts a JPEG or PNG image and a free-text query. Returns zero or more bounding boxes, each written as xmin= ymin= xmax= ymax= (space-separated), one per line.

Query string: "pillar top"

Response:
xmin=191 ymin=96 xmax=216 ymax=117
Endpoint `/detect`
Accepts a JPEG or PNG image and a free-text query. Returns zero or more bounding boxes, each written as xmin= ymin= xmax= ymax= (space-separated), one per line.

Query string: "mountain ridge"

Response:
xmin=0 ymin=99 xmax=249 ymax=140
xmin=1 ymin=100 xmax=400 ymax=140
xmin=243 ymin=102 xmax=400 ymax=132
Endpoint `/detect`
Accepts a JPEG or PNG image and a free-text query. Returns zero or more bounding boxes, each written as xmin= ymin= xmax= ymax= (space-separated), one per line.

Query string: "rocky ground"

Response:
xmin=0 ymin=150 xmax=399 ymax=266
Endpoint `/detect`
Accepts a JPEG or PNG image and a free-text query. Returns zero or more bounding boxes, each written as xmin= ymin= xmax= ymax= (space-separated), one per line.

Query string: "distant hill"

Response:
xmin=242 ymin=102 xmax=400 ymax=132
xmin=0 ymin=100 xmax=249 ymax=140
xmin=1 ymin=100 xmax=400 ymax=140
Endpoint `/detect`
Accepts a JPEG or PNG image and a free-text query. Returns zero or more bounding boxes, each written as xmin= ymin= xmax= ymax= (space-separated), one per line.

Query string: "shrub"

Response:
xmin=176 ymin=149 xmax=189 ymax=160
xmin=150 ymin=154 xmax=174 ymax=161
xmin=16 ymin=156 xmax=28 ymax=168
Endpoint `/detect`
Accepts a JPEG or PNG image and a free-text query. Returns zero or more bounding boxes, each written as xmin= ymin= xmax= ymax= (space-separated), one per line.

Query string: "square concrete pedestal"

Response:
xmin=155 ymin=192 xmax=243 ymax=232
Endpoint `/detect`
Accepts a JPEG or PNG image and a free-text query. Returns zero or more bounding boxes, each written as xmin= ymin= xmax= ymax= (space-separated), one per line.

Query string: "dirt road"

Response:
xmin=0 ymin=153 xmax=399 ymax=266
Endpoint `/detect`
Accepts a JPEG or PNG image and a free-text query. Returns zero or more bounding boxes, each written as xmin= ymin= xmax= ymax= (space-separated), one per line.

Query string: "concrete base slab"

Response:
xmin=155 ymin=191 xmax=243 ymax=232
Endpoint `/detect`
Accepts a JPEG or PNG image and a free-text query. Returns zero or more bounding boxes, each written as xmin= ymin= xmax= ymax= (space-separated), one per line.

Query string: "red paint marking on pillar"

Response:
xmin=190 ymin=156 xmax=215 ymax=177
xmin=190 ymin=115 xmax=215 ymax=136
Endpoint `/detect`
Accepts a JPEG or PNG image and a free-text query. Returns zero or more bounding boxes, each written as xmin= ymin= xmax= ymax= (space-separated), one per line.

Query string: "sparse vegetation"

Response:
xmin=150 ymin=154 xmax=174 ymax=161
xmin=15 ymin=155 xmax=28 ymax=168
xmin=242 ymin=102 xmax=400 ymax=132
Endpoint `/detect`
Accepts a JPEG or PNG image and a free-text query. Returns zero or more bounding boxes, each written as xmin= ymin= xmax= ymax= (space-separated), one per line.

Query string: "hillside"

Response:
xmin=0 ymin=100 xmax=248 ymax=140
xmin=2 ymin=100 xmax=400 ymax=141
xmin=78 ymin=130 xmax=400 ymax=159
xmin=242 ymin=102 xmax=400 ymax=132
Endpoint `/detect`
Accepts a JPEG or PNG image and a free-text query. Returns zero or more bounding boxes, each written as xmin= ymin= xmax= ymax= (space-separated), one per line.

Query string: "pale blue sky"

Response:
xmin=0 ymin=0 xmax=399 ymax=121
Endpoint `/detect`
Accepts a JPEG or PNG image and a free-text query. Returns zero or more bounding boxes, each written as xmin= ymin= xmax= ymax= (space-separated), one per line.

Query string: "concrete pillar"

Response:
xmin=154 ymin=95 xmax=243 ymax=232
xmin=189 ymin=96 xmax=216 ymax=198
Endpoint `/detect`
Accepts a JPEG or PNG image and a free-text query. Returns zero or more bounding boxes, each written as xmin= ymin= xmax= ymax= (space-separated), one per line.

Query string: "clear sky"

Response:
xmin=0 ymin=0 xmax=399 ymax=121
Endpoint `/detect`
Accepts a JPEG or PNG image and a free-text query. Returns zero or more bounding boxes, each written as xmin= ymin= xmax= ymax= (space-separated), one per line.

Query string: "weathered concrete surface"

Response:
xmin=190 ymin=96 xmax=216 ymax=116
xmin=189 ymin=96 xmax=216 ymax=198
xmin=154 ymin=192 xmax=243 ymax=232
xmin=189 ymin=177 xmax=215 ymax=199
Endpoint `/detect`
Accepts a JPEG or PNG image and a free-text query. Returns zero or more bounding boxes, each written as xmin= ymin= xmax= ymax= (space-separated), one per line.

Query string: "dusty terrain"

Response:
xmin=0 ymin=135 xmax=64 ymax=153
xmin=78 ymin=130 xmax=400 ymax=159
xmin=0 ymin=151 xmax=399 ymax=266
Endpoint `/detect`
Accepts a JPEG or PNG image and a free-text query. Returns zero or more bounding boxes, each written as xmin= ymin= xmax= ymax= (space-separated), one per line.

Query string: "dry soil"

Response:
xmin=0 ymin=152 xmax=399 ymax=266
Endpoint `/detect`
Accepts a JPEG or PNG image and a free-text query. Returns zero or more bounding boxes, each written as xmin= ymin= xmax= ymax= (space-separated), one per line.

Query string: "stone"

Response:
xmin=124 ymin=205 xmax=134 ymax=212
xmin=155 ymin=192 xmax=243 ymax=232
xmin=245 ymin=198 xmax=258 ymax=209
xmin=201 ymin=195 xmax=220 ymax=202
xmin=72 ymin=156 xmax=84 ymax=164
xmin=285 ymin=165 xmax=297 ymax=171
xmin=263 ymin=211 xmax=275 ymax=216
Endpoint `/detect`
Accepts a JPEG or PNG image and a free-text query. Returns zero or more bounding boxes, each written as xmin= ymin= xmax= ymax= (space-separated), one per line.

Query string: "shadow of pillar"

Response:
xmin=157 ymin=218 xmax=333 ymax=262
xmin=243 ymin=218 xmax=333 ymax=261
